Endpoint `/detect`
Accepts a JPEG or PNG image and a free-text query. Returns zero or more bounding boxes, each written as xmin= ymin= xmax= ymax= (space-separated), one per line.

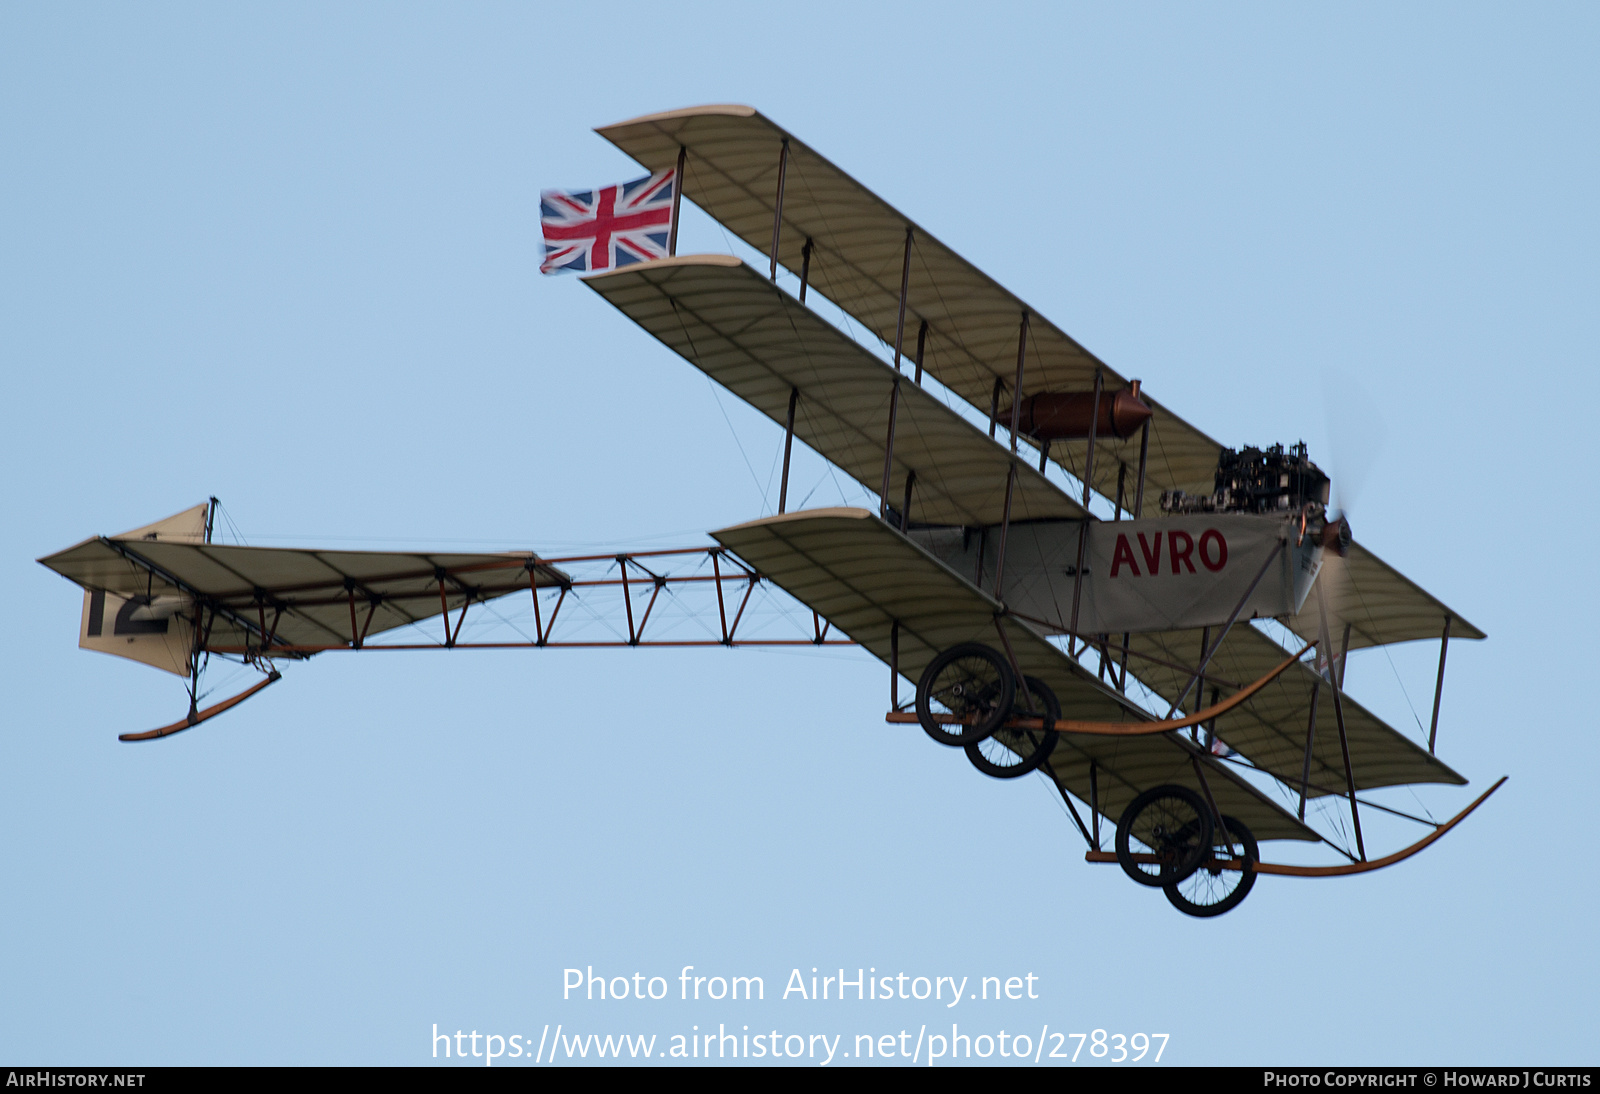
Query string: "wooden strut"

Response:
xmin=1314 ymin=579 xmax=1365 ymax=860
xmin=1066 ymin=383 xmax=1100 ymax=657
xmin=879 ymin=228 xmax=915 ymax=521
xmin=1298 ymin=678 xmax=1321 ymax=820
xmin=884 ymin=642 xmax=1315 ymax=736
xmin=539 ymin=585 xmax=568 ymax=645
xmin=437 ymin=572 xmax=452 ymax=646
xmin=890 ymin=620 xmax=899 ymax=710
xmin=1089 ymin=762 xmax=1101 ymax=850
xmin=711 ymin=549 xmax=729 ymax=643
xmin=667 ymin=146 xmax=686 ymax=257
xmin=1166 ymin=538 xmax=1286 ymax=717
xmin=221 ymin=548 xmax=857 ymax=655
xmin=360 ymin=599 xmax=379 ymax=647
xmin=893 ymin=228 xmax=913 ymax=370
xmin=1330 ymin=667 xmax=1366 ymax=860
xmin=727 ymin=574 xmax=758 ymax=640
xmin=119 ymin=671 xmax=282 ymax=742
xmin=1046 ymin=760 xmax=1097 ymax=850
xmin=990 ymin=313 xmax=1029 ymax=598
xmin=1133 ymin=419 xmax=1150 ymax=518
xmin=813 ymin=612 xmax=831 ymax=644
xmin=1188 ymin=754 xmax=1235 ymax=858
xmin=619 ymin=556 xmax=637 ymax=643
xmin=769 ymin=139 xmax=789 ymax=282
xmin=1428 ymin=614 xmax=1452 ymax=754
xmin=1080 ymin=368 xmax=1102 ymax=507
xmin=778 ymin=386 xmax=798 ymax=514
xmin=528 ymin=565 xmax=544 ymax=643
xmin=880 ymin=377 xmax=901 ymax=521
xmin=1082 ymin=776 xmax=1508 ymax=878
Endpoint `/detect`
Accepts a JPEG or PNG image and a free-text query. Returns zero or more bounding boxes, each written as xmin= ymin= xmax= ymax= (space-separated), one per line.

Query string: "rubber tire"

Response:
xmin=964 ymin=675 xmax=1060 ymax=779
xmin=1114 ymin=784 xmax=1214 ymax=888
xmin=1164 ymin=815 xmax=1259 ymax=918
xmin=915 ymin=643 xmax=1016 ymax=747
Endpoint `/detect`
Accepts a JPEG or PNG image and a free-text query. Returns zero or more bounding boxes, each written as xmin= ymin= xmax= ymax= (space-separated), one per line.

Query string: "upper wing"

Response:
xmin=597 ymin=104 xmax=1218 ymax=503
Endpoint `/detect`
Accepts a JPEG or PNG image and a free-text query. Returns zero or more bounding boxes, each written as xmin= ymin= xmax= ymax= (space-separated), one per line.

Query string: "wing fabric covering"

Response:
xmin=713 ymin=508 xmax=1318 ymax=842
xmin=39 ymin=537 xmax=568 ymax=655
xmin=580 ymin=255 xmax=1467 ymax=801
xmin=1282 ymin=544 xmax=1484 ymax=650
xmin=597 ymin=105 xmax=1484 ymax=652
xmin=596 ymin=105 xmax=1221 ymax=503
xmin=1121 ymin=626 xmax=1465 ymax=797
xmin=583 ymin=255 xmax=1085 ymax=527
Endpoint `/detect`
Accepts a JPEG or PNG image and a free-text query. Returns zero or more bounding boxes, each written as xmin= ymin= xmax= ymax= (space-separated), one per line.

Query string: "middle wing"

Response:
xmin=585 ymin=254 xmax=1085 ymax=527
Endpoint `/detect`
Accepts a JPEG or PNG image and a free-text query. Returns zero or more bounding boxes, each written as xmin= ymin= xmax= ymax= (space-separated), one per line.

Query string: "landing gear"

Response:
xmin=1114 ymin=784 xmax=1213 ymax=888
xmin=964 ymin=675 xmax=1059 ymax=779
xmin=1163 ymin=815 xmax=1258 ymax=918
xmin=915 ymin=643 xmax=1015 ymax=746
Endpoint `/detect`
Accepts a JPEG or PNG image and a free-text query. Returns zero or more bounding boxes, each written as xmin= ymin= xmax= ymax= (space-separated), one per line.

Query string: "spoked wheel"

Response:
xmin=1114 ymin=784 xmax=1214 ymax=888
xmin=1164 ymin=815 xmax=1259 ymax=918
xmin=915 ymin=643 xmax=1016 ymax=747
xmin=964 ymin=675 xmax=1059 ymax=779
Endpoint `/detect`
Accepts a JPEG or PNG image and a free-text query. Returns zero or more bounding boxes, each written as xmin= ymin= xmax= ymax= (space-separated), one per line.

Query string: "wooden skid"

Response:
xmin=1083 ymin=776 xmax=1506 ymax=877
xmin=119 ymin=671 xmax=281 ymax=742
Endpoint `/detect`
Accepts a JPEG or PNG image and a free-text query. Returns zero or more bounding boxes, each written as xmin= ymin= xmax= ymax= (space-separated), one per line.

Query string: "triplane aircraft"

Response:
xmin=39 ymin=105 xmax=1502 ymax=917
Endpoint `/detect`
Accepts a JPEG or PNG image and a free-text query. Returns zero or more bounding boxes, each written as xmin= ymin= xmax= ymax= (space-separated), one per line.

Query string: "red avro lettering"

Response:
xmin=1199 ymin=529 xmax=1227 ymax=572
xmin=1169 ymin=530 xmax=1196 ymax=574
xmin=1109 ymin=534 xmax=1140 ymax=577
xmin=1136 ymin=532 xmax=1163 ymax=575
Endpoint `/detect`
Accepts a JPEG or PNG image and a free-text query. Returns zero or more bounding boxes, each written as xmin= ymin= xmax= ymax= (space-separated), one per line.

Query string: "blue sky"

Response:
xmin=2 ymin=2 xmax=1596 ymax=1065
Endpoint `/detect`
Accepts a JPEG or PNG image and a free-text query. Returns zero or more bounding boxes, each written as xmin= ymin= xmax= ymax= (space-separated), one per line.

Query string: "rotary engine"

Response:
xmin=1160 ymin=442 xmax=1348 ymax=555
xmin=1161 ymin=442 xmax=1330 ymax=515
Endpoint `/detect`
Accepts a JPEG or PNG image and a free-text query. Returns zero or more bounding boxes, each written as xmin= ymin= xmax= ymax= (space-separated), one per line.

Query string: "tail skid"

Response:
xmin=118 ymin=671 xmax=281 ymax=742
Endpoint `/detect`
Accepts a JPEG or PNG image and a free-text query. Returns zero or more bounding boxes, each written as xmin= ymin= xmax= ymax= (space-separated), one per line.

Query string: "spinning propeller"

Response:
xmin=1310 ymin=373 xmax=1387 ymax=678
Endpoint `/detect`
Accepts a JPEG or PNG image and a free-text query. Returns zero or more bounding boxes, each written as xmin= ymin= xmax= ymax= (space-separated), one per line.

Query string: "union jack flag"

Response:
xmin=540 ymin=169 xmax=676 ymax=274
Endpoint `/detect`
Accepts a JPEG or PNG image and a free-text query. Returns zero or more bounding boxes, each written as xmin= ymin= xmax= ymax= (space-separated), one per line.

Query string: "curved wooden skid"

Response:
xmin=118 ymin=671 xmax=282 ymax=742
xmin=1084 ymin=776 xmax=1507 ymax=877
xmin=1255 ymin=776 xmax=1506 ymax=876
xmin=885 ymin=642 xmax=1312 ymax=737
xmin=1048 ymin=643 xmax=1311 ymax=736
